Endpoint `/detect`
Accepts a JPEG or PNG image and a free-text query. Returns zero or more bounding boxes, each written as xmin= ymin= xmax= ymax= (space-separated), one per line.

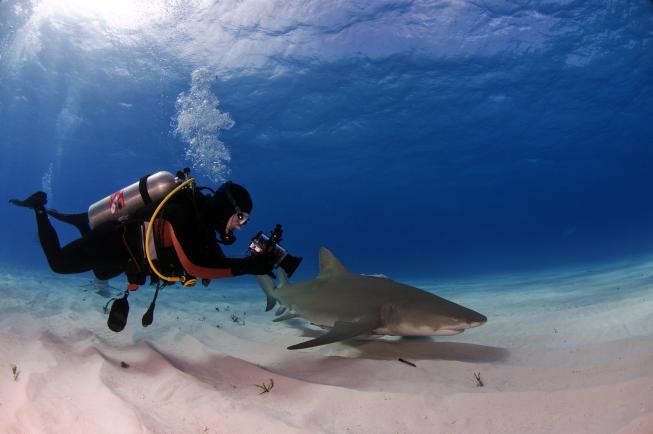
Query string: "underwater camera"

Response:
xmin=248 ymin=224 xmax=302 ymax=278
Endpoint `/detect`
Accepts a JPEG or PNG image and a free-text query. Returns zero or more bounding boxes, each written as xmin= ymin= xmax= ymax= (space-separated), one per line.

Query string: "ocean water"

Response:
xmin=1 ymin=0 xmax=652 ymax=283
xmin=1 ymin=5 xmax=653 ymax=432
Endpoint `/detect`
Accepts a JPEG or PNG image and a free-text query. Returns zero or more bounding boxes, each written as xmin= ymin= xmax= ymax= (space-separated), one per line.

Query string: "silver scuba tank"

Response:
xmin=88 ymin=171 xmax=178 ymax=229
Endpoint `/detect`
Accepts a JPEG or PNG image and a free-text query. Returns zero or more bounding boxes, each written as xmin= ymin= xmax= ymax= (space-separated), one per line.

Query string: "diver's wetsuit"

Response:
xmin=36 ymin=208 xmax=131 ymax=280
xmin=34 ymin=188 xmax=249 ymax=282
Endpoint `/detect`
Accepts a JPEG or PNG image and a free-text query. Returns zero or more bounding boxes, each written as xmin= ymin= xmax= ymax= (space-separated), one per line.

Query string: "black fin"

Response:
xmin=46 ymin=209 xmax=91 ymax=235
xmin=9 ymin=191 xmax=47 ymax=209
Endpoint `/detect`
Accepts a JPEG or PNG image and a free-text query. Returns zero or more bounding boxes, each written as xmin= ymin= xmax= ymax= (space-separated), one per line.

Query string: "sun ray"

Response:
xmin=35 ymin=0 xmax=168 ymax=31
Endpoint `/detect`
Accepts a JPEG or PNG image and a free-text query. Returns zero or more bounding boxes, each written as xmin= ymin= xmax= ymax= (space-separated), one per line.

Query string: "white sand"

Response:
xmin=1 ymin=258 xmax=652 ymax=434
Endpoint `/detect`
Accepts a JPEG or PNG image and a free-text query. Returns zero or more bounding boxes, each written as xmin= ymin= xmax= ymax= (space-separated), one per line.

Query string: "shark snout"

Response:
xmin=463 ymin=311 xmax=487 ymax=328
xmin=446 ymin=313 xmax=486 ymax=329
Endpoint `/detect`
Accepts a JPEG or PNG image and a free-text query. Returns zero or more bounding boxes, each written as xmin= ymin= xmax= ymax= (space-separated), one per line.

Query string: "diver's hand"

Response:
xmin=236 ymin=254 xmax=276 ymax=276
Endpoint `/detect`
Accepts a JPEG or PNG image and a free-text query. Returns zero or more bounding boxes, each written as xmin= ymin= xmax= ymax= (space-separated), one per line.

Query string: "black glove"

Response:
xmin=231 ymin=254 xmax=276 ymax=276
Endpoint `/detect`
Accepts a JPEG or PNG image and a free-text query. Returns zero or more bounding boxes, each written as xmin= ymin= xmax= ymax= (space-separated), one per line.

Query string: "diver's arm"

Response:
xmin=164 ymin=222 xmax=273 ymax=279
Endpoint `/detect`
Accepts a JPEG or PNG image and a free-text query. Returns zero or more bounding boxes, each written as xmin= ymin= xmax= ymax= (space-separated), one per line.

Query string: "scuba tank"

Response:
xmin=88 ymin=171 xmax=178 ymax=229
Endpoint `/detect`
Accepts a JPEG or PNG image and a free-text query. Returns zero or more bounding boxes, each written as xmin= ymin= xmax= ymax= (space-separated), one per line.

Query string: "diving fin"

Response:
xmin=46 ymin=209 xmax=91 ymax=235
xmin=9 ymin=191 xmax=47 ymax=209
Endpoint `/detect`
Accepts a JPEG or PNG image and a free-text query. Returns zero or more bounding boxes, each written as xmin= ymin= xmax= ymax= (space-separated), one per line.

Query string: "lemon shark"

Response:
xmin=256 ymin=247 xmax=487 ymax=350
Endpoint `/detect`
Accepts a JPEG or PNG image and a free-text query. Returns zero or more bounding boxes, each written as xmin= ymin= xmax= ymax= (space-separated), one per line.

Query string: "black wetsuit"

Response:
xmin=36 ymin=210 xmax=132 ymax=280
xmin=35 ymin=188 xmax=247 ymax=282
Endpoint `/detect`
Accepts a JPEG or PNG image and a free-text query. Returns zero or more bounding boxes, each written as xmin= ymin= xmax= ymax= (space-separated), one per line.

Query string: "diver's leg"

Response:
xmin=10 ymin=191 xmax=90 ymax=236
xmin=93 ymin=267 xmax=123 ymax=280
xmin=11 ymin=192 xmax=124 ymax=276
xmin=35 ymin=208 xmax=93 ymax=274
xmin=8 ymin=191 xmax=71 ymax=271
xmin=46 ymin=209 xmax=91 ymax=236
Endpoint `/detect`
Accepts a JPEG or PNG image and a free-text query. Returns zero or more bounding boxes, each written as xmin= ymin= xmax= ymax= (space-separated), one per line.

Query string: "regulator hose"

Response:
xmin=144 ymin=178 xmax=195 ymax=284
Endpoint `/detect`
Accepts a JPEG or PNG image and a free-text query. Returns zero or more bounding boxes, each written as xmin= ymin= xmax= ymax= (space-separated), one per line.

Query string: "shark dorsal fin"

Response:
xmin=317 ymin=247 xmax=349 ymax=278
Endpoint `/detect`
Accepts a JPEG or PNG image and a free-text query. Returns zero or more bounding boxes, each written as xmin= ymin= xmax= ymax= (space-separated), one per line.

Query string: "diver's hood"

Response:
xmin=205 ymin=182 xmax=253 ymax=239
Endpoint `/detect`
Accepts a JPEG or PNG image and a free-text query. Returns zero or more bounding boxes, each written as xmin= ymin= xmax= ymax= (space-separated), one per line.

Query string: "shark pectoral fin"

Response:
xmin=273 ymin=311 xmax=300 ymax=322
xmin=256 ymin=275 xmax=278 ymax=311
xmin=287 ymin=319 xmax=378 ymax=350
xmin=278 ymin=269 xmax=289 ymax=287
xmin=265 ymin=296 xmax=277 ymax=312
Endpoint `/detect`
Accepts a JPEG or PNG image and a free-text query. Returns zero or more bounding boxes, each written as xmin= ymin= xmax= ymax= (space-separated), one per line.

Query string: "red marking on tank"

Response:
xmin=109 ymin=191 xmax=125 ymax=215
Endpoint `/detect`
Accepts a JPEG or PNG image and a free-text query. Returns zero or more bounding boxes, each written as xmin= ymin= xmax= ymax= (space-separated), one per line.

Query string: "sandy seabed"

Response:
xmin=0 ymin=258 xmax=652 ymax=434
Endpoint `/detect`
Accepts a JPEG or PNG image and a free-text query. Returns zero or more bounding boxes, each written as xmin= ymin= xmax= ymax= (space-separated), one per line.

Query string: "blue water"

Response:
xmin=1 ymin=0 xmax=652 ymax=282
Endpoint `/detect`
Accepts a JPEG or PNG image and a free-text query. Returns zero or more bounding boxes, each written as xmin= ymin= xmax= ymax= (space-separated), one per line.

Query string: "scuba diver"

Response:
xmin=9 ymin=169 xmax=280 ymax=331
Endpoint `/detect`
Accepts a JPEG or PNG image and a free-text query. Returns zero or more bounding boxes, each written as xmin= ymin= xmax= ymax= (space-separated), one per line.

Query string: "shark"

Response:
xmin=81 ymin=278 xmax=121 ymax=298
xmin=256 ymin=247 xmax=487 ymax=350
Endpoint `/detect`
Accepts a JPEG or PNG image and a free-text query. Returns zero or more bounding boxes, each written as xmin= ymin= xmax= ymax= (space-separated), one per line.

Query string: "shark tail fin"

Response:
xmin=278 ymin=268 xmax=289 ymax=288
xmin=255 ymin=275 xmax=277 ymax=312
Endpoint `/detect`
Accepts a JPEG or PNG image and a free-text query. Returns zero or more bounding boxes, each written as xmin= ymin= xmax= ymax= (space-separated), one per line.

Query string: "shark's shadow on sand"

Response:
xmin=142 ymin=332 xmax=508 ymax=395
xmin=253 ymin=325 xmax=509 ymax=392
xmin=348 ymin=338 xmax=508 ymax=363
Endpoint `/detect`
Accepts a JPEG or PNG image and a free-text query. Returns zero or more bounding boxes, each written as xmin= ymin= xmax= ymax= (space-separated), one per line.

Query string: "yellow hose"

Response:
xmin=145 ymin=178 xmax=195 ymax=283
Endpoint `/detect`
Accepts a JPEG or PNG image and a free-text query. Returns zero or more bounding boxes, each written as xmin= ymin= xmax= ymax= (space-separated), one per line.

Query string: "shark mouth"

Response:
xmin=384 ymin=323 xmax=467 ymax=336
xmin=435 ymin=328 xmax=465 ymax=336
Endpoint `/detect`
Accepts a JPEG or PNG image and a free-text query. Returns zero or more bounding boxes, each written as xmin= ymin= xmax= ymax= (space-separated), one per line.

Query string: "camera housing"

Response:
xmin=248 ymin=224 xmax=302 ymax=278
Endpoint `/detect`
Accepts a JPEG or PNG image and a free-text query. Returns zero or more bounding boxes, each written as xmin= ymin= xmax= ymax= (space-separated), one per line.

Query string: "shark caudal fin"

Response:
xmin=317 ymin=247 xmax=349 ymax=278
xmin=255 ymin=275 xmax=277 ymax=311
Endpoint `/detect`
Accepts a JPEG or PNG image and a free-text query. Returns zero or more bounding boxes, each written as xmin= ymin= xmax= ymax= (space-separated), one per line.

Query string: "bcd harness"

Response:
xmin=107 ymin=176 xmax=208 ymax=332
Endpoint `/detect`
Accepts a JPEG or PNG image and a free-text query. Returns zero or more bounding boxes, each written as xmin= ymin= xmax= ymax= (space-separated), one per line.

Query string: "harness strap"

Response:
xmin=138 ymin=175 xmax=152 ymax=205
xmin=122 ymin=224 xmax=147 ymax=285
